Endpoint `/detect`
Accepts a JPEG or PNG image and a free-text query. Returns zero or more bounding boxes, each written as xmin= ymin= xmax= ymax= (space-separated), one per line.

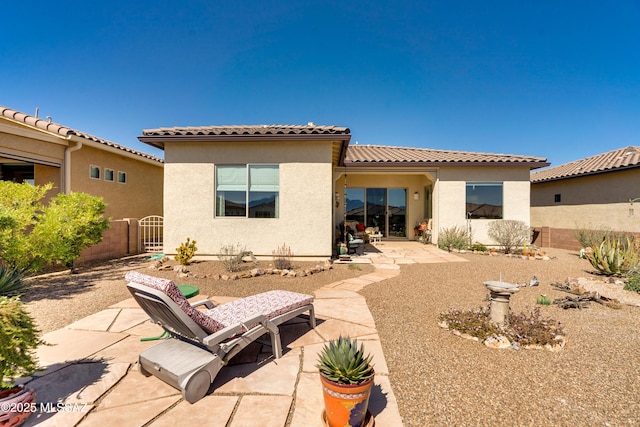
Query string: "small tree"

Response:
xmin=487 ymin=220 xmax=530 ymax=254
xmin=0 ymin=182 xmax=109 ymax=272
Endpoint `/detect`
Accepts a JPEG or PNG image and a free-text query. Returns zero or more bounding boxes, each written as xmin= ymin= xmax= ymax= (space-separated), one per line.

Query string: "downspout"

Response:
xmin=63 ymin=139 xmax=82 ymax=194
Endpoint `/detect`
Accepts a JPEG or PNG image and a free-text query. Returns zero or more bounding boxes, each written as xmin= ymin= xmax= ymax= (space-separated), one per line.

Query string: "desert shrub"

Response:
xmin=0 ymin=182 xmax=109 ymax=272
xmin=439 ymin=305 xmax=564 ymax=347
xmin=585 ymin=237 xmax=639 ymax=276
xmin=218 ymin=243 xmax=246 ymax=272
xmin=175 ymin=238 xmax=197 ymax=265
xmin=272 ymin=244 xmax=293 ymax=270
xmin=469 ymin=242 xmax=488 ymax=252
xmin=0 ymin=296 xmax=41 ymax=388
xmin=536 ymin=295 xmax=552 ymax=305
xmin=573 ymin=226 xmax=611 ymax=249
xmin=438 ymin=225 xmax=470 ymax=250
xmin=487 ymin=220 xmax=530 ymax=254
xmin=624 ymin=268 xmax=640 ymax=294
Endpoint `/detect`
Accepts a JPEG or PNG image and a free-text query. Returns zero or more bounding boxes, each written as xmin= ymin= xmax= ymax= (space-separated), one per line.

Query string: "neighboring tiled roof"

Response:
xmin=142 ymin=124 xmax=350 ymax=137
xmin=345 ymin=144 xmax=549 ymax=168
xmin=0 ymin=106 xmax=163 ymax=163
xmin=531 ymin=146 xmax=640 ymax=183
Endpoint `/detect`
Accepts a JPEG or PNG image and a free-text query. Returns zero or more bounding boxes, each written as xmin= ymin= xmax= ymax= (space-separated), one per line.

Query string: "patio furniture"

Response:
xmin=125 ymin=271 xmax=315 ymax=403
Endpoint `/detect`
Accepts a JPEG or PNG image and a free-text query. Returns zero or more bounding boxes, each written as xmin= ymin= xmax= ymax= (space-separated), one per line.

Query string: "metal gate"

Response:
xmin=138 ymin=215 xmax=164 ymax=253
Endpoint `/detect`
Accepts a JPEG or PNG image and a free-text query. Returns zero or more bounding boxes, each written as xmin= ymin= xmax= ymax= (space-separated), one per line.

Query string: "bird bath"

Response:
xmin=484 ymin=279 xmax=519 ymax=325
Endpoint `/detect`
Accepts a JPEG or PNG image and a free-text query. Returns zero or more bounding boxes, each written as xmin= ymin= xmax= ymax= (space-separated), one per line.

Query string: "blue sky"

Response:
xmin=1 ymin=1 xmax=639 ymax=166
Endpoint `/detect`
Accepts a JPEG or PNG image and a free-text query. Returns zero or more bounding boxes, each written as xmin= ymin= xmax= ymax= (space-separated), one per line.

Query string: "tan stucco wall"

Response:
xmin=531 ymin=169 xmax=640 ymax=232
xmin=70 ymin=145 xmax=163 ymax=220
xmin=436 ymin=166 xmax=532 ymax=245
xmin=0 ymin=126 xmax=66 ymax=165
xmin=163 ymin=140 xmax=335 ymax=258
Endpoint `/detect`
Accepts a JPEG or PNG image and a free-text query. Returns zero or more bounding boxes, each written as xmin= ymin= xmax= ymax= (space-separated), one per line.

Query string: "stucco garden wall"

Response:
xmin=163 ymin=140 xmax=335 ymax=258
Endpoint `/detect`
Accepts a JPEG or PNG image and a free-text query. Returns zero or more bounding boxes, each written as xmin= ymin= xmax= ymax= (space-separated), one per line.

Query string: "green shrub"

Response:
xmin=585 ymin=237 xmax=639 ymax=276
xmin=574 ymin=225 xmax=638 ymax=250
xmin=624 ymin=268 xmax=640 ymax=294
xmin=469 ymin=242 xmax=488 ymax=252
xmin=218 ymin=243 xmax=246 ymax=272
xmin=438 ymin=225 xmax=470 ymax=251
xmin=487 ymin=220 xmax=530 ymax=254
xmin=0 ymin=182 xmax=109 ymax=272
xmin=439 ymin=305 xmax=564 ymax=347
xmin=0 ymin=296 xmax=41 ymax=389
xmin=272 ymin=244 xmax=293 ymax=270
xmin=175 ymin=238 xmax=198 ymax=265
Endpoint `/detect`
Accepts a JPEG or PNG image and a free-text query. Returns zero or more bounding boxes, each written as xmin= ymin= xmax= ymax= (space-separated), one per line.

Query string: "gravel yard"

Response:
xmin=361 ymin=249 xmax=640 ymax=427
xmin=21 ymin=248 xmax=640 ymax=426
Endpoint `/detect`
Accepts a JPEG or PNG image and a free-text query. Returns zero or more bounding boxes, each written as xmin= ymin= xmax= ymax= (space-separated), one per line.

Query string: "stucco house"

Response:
xmin=0 ymin=106 xmax=163 ymax=220
xmin=139 ymin=124 xmax=548 ymax=258
xmin=531 ymin=146 xmax=640 ymax=247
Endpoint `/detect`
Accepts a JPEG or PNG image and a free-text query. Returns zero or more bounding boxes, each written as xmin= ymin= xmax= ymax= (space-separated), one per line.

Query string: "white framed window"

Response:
xmin=465 ymin=182 xmax=503 ymax=219
xmin=90 ymin=165 xmax=100 ymax=180
xmin=117 ymin=171 xmax=127 ymax=184
xmin=215 ymin=165 xmax=279 ymax=218
xmin=104 ymin=168 xmax=114 ymax=182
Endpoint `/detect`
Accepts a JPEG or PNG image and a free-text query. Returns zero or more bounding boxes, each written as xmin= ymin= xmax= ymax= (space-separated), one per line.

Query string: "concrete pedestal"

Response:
xmin=484 ymin=281 xmax=520 ymax=325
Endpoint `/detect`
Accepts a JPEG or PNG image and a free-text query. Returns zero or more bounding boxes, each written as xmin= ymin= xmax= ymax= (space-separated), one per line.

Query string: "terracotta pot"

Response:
xmin=0 ymin=386 xmax=36 ymax=427
xmin=320 ymin=373 xmax=374 ymax=427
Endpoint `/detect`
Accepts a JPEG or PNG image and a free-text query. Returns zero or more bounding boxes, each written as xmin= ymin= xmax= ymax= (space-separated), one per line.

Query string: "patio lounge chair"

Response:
xmin=125 ymin=271 xmax=315 ymax=403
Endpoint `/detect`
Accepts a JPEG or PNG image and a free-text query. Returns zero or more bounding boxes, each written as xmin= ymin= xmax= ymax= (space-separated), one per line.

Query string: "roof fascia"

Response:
xmin=532 ymin=164 xmax=640 ymax=184
xmin=345 ymin=161 xmax=550 ymax=170
xmin=0 ymin=120 xmax=69 ymax=145
xmin=139 ymin=133 xmax=351 ymax=150
xmin=70 ymin=135 xmax=163 ymax=167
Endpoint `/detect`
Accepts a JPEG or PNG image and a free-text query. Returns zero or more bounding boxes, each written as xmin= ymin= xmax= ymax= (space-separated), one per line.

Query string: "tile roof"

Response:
xmin=531 ymin=146 xmax=640 ymax=183
xmin=142 ymin=124 xmax=350 ymax=137
xmin=0 ymin=106 xmax=163 ymax=164
xmin=345 ymin=144 xmax=549 ymax=168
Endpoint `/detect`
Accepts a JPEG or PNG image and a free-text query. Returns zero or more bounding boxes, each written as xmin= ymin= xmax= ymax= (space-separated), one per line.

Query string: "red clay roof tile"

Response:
xmin=531 ymin=146 xmax=640 ymax=183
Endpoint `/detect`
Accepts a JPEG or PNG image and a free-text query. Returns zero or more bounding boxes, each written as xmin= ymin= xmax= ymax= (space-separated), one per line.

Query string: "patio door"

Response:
xmin=359 ymin=188 xmax=406 ymax=238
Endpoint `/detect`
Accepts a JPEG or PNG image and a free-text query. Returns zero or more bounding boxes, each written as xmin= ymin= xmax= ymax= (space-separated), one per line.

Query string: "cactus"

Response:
xmin=585 ymin=237 xmax=639 ymax=276
xmin=175 ymin=238 xmax=197 ymax=265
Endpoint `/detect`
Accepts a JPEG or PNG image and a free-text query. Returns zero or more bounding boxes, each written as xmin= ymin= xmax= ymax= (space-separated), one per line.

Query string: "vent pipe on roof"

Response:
xmin=35 ymin=107 xmax=39 ymax=118
xmin=307 ymin=122 xmax=314 ymax=126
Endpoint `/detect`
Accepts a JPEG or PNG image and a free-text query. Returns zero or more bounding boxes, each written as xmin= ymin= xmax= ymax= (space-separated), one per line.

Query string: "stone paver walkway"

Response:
xmin=21 ymin=242 xmax=465 ymax=427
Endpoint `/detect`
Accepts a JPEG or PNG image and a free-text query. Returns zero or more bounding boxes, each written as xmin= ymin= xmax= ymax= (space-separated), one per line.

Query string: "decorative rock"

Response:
xmin=148 ymin=261 xmax=161 ymax=270
xmin=211 ymin=274 xmax=221 ymax=280
xmin=177 ymin=272 xmax=189 ymax=278
xmin=484 ymin=335 xmax=512 ymax=349
xmin=287 ymin=271 xmax=297 ymax=277
xmin=158 ymin=264 xmax=172 ymax=271
xmin=221 ymin=275 xmax=230 ymax=281
xmin=250 ymin=268 xmax=264 ymax=277
xmin=173 ymin=265 xmax=187 ymax=273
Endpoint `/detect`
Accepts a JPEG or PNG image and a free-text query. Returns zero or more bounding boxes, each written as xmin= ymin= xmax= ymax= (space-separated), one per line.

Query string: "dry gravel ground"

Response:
xmin=22 ymin=249 xmax=640 ymax=426
xmin=361 ymin=249 xmax=640 ymax=427
xmin=22 ymin=255 xmax=374 ymax=333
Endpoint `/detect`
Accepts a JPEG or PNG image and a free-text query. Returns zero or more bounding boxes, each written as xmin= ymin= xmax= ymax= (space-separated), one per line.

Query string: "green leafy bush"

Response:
xmin=272 ymin=243 xmax=293 ymax=270
xmin=585 ymin=237 xmax=639 ymax=275
xmin=175 ymin=238 xmax=198 ymax=265
xmin=536 ymin=295 xmax=552 ymax=305
xmin=438 ymin=225 xmax=470 ymax=251
xmin=469 ymin=242 xmax=488 ymax=252
xmin=487 ymin=220 xmax=530 ymax=254
xmin=438 ymin=305 xmax=564 ymax=347
xmin=0 ymin=182 xmax=109 ymax=272
xmin=624 ymin=268 xmax=640 ymax=294
xmin=218 ymin=243 xmax=246 ymax=272
xmin=0 ymin=296 xmax=41 ymax=389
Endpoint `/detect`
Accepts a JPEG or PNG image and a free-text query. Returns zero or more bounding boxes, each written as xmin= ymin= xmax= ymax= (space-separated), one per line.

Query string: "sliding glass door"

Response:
xmin=345 ymin=187 xmax=406 ymax=238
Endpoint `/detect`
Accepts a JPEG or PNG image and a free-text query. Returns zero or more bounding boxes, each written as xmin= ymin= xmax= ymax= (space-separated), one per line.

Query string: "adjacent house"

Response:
xmin=531 ymin=146 xmax=640 ymax=248
xmin=0 ymin=106 xmax=163 ymax=220
xmin=139 ymin=124 xmax=548 ymax=258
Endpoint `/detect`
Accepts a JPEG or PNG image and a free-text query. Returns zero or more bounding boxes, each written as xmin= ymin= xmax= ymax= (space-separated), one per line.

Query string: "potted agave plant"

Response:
xmin=316 ymin=336 xmax=375 ymax=427
xmin=0 ymin=267 xmax=40 ymax=427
